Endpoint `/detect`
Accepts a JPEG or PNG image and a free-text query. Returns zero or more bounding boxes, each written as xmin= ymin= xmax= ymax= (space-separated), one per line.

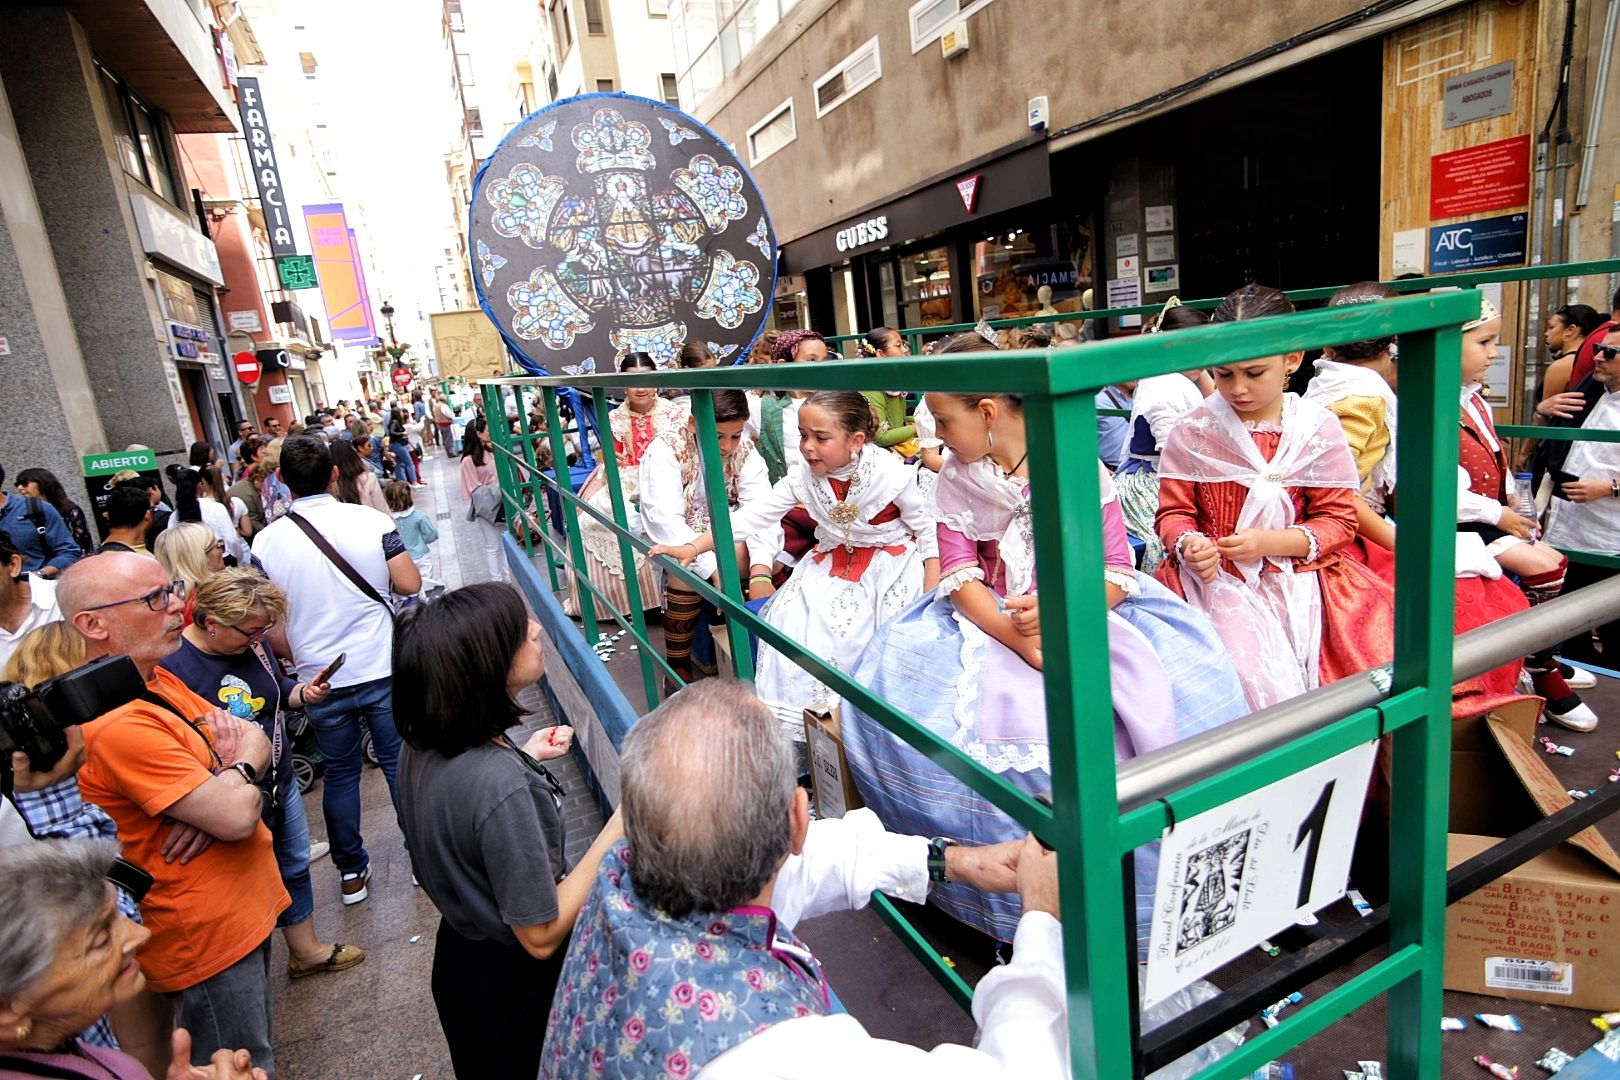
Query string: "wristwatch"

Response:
xmin=229 ymin=761 xmax=259 ymax=785
xmin=927 ymin=836 xmax=956 ymax=884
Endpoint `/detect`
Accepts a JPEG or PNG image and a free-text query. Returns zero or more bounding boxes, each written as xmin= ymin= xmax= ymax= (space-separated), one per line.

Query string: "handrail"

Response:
xmin=1116 ymin=572 xmax=1620 ymax=812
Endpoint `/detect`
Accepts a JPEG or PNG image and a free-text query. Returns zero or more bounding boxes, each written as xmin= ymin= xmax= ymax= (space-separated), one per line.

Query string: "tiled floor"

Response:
xmin=274 ymin=444 xmax=1620 ymax=1078
xmin=271 ymin=448 xmax=603 ymax=1080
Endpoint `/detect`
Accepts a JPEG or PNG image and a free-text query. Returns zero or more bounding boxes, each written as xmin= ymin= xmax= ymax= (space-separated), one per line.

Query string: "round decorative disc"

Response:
xmin=470 ymin=92 xmax=778 ymax=376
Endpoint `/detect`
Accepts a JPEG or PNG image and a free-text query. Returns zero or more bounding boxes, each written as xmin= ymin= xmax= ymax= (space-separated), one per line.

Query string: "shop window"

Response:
xmin=908 ymin=0 xmax=996 ymax=54
xmin=900 ymin=247 xmax=954 ymax=327
xmin=659 ymin=73 xmax=680 ymax=106
xmin=971 ymin=226 xmax=1082 ymax=321
xmin=813 ymin=36 xmax=880 ymax=118
xmin=746 ymin=97 xmax=794 ymax=165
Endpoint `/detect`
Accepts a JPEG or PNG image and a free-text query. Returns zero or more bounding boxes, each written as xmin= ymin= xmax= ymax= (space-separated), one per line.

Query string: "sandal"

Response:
xmin=288 ymin=943 xmax=366 ymax=979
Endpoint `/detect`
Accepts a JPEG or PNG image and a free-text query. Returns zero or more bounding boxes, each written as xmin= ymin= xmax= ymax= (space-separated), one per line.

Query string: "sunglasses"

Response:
xmin=82 ymin=579 xmax=187 ymax=614
xmin=1595 ymin=345 xmax=1620 ymax=362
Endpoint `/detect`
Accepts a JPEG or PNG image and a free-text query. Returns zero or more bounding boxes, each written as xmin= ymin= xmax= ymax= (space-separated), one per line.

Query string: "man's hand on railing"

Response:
xmin=648 ymin=542 xmax=699 ymax=566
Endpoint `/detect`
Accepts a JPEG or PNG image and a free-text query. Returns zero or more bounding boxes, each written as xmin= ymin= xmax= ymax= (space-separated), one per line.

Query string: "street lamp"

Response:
xmin=380 ymin=300 xmax=397 ymax=344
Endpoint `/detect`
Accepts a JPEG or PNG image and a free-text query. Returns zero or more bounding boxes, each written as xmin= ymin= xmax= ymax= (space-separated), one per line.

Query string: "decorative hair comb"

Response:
xmin=1146 ymin=296 xmax=1182 ymax=334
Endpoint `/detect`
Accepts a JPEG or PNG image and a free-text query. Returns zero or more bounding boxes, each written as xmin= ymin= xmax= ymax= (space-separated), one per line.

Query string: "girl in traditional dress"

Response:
xmin=1113 ymin=299 xmax=1215 ymax=570
xmin=1455 ymin=300 xmax=1598 ymax=732
xmin=839 ymin=331 xmax=1248 ymax=944
xmin=744 ymin=330 xmax=830 ymax=579
xmin=652 ymin=391 xmax=939 ymax=752
xmin=857 ymin=327 xmax=921 ymax=458
xmin=567 ymin=353 xmax=686 ymax=619
xmin=639 ymin=390 xmax=771 ymax=686
xmin=1156 ymin=285 xmax=1396 ymax=712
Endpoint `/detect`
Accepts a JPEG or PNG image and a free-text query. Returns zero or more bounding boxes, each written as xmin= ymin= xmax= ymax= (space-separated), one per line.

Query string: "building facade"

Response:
xmin=675 ymin=0 xmax=1618 ymax=419
xmin=0 ymin=0 xmax=248 ymax=494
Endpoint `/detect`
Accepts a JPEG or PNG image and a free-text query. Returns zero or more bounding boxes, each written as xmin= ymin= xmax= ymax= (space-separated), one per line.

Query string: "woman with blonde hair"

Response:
xmin=253 ymin=436 xmax=294 ymax=524
xmin=154 ymin=522 xmax=222 ymax=624
xmin=161 ymin=568 xmax=363 ymax=980
xmin=2 ymin=620 xmax=87 ymax=687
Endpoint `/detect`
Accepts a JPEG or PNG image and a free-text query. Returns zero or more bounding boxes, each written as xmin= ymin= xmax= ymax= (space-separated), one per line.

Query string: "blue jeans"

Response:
xmin=174 ymin=937 xmax=274 ymax=1076
xmin=271 ymin=777 xmax=314 ymax=927
xmin=304 ymin=676 xmax=401 ymax=874
xmin=389 ymin=441 xmax=418 ymax=483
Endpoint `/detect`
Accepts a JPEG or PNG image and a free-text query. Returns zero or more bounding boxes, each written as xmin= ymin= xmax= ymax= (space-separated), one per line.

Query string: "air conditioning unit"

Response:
xmin=940 ymin=21 xmax=969 ymax=60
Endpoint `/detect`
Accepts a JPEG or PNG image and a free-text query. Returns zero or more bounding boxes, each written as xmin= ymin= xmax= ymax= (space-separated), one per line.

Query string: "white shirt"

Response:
xmin=252 ymin=494 xmax=401 ymax=686
xmin=1544 ymin=388 xmax=1620 ymax=554
xmin=639 ymin=436 xmax=772 ymax=579
xmin=695 ymin=809 xmax=1068 ymax=1079
xmin=1457 ymin=386 xmax=1513 ymax=526
xmin=0 ymin=577 xmax=60 ymax=677
xmin=1123 ymin=373 xmax=1204 ymax=464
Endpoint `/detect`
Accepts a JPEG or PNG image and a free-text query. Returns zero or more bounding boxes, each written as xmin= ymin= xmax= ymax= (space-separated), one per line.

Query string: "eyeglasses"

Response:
xmin=82 ymin=579 xmax=187 ymax=614
xmin=1595 ymin=345 xmax=1620 ymax=362
xmin=225 ymin=619 xmax=275 ymax=644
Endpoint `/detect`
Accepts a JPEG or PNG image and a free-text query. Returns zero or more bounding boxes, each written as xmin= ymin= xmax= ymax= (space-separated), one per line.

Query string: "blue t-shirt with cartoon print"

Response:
xmin=161 ymin=636 xmax=298 ymax=789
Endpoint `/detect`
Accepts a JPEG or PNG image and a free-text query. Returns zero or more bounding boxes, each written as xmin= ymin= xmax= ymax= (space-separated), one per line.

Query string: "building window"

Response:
xmin=583 ymin=0 xmax=605 ymax=34
xmin=813 ymin=36 xmax=880 ymax=118
xmin=456 ymin=51 xmax=476 ymax=86
xmin=596 ymin=78 xmax=615 ymax=92
xmin=745 ymin=97 xmax=794 ymax=165
xmin=659 ymin=72 xmax=679 ymax=106
xmin=96 ymin=62 xmax=182 ymax=208
xmin=908 ymin=0 xmax=996 ymax=53
xmin=467 ymin=107 xmax=484 ymax=135
xmin=551 ymin=0 xmax=574 ymax=57
xmin=547 ymin=66 xmax=559 ymax=100
xmin=647 ymin=0 xmax=668 ymax=14
xmin=447 ymin=0 xmax=464 ymax=31
xmin=519 ymin=80 xmax=536 ymax=114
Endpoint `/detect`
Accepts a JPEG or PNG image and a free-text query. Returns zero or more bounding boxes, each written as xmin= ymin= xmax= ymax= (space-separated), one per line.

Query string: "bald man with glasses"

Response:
xmin=59 ymin=552 xmax=288 ymax=1075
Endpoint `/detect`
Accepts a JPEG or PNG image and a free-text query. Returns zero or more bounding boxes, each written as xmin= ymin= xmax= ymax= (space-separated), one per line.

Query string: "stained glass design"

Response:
xmin=471 ymin=94 xmax=777 ymax=374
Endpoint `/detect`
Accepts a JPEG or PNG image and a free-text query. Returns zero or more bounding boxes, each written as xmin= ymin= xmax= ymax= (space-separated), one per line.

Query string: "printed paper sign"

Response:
xmin=1392 ymin=228 xmax=1427 ymax=276
xmin=1116 ymin=255 xmax=1140 ymax=279
xmin=1146 ymin=235 xmax=1176 ymax=262
xmin=1144 ymin=742 xmax=1377 ymax=1007
xmin=1145 ymin=205 xmax=1174 ymax=233
xmin=1106 ymin=276 xmax=1142 ymax=328
xmin=1115 ymin=233 xmax=1139 ymax=258
xmin=1144 ymin=264 xmax=1180 ymax=294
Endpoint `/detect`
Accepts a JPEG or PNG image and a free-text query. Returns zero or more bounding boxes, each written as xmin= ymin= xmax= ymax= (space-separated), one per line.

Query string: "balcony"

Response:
xmin=63 ymin=0 xmax=236 ymax=132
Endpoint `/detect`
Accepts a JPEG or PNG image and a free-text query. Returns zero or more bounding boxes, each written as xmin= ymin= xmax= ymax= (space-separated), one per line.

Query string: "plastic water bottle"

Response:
xmin=1511 ymin=471 xmax=1539 ymax=540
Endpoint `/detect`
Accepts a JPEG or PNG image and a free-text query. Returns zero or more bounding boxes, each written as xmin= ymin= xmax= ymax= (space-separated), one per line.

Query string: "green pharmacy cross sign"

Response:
xmin=277 ymin=254 xmax=318 ymax=291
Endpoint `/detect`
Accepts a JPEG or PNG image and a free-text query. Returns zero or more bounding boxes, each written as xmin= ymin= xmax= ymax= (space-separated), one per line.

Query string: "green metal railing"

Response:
xmin=823 ymin=256 xmax=1620 ymax=357
xmin=478 ymin=288 xmax=1502 ymax=1078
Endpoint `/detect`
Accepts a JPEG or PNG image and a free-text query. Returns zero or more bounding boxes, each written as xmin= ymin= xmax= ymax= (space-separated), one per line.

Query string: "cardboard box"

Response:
xmin=804 ymin=706 xmax=863 ymax=820
xmin=1444 ymin=701 xmax=1620 ymax=1010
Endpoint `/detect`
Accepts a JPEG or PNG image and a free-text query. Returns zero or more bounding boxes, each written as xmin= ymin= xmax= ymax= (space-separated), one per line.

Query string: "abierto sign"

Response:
xmin=235 ymin=77 xmax=298 ymax=258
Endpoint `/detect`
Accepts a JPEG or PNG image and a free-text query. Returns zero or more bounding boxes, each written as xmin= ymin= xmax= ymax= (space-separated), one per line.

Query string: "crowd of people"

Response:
xmin=2 ymin=281 xmax=1618 ymax=1079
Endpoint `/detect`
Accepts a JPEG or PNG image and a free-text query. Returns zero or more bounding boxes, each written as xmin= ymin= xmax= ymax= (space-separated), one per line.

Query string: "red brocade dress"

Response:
xmin=1156 ymin=427 xmax=1396 ymax=690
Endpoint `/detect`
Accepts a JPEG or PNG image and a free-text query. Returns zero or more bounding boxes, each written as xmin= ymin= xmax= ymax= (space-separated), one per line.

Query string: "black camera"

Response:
xmin=0 ymin=655 xmax=146 ymax=780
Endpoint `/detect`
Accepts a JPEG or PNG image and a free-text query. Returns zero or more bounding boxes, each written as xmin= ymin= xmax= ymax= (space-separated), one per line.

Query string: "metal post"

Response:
xmin=592 ymin=387 xmax=661 ymax=711
xmin=689 ymin=390 xmax=755 ymax=681
xmin=544 ymin=388 xmax=598 ymax=629
xmin=1023 ymin=389 xmax=1135 ymax=1080
xmin=1382 ymin=311 xmax=1462 ymax=1077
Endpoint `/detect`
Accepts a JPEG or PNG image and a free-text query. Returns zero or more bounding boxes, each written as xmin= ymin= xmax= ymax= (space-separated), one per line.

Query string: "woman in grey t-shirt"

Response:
xmin=394 ymin=584 xmax=623 ymax=1079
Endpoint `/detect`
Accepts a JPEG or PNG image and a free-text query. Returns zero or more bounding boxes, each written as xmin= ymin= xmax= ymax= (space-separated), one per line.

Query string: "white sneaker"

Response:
xmin=1560 ymin=664 xmax=1598 ymax=689
xmin=1547 ymin=700 xmax=1599 ymax=733
xmin=309 ymin=840 xmax=331 ymax=862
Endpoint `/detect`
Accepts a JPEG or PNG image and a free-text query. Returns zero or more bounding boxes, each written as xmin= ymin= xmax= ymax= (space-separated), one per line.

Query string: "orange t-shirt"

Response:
xmin=77 ymin=667 xmax=288 ymax=992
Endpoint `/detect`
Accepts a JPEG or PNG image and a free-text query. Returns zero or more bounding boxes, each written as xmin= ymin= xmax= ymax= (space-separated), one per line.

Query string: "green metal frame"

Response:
xmin=475 ymin=286 xmax=1537 ymax=1077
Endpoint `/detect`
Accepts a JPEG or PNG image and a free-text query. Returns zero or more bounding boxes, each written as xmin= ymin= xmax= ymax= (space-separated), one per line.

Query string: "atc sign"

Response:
xmin=235 ymin=77 xmax=298 ymax=259
xmin=1429 ymin=213 xmax=1528 ymax=274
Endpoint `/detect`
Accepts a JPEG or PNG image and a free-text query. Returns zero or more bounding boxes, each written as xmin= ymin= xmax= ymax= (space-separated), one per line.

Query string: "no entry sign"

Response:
xmin=391 ymin=366 xmax=413 ymax=388
xmin=233 ymin=351 xmax=262 ymax=385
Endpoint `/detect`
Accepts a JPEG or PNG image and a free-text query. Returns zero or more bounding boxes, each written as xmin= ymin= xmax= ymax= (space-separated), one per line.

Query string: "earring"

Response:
xmin=986 ymin=427 xmax=994 ymax=450
xmin=14 ymin=1021 xmax=31 ymax=1041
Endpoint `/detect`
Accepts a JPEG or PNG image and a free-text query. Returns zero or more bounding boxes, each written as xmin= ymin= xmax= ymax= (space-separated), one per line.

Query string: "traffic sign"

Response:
xmin=233 ymin=351 xmax=262 ymax=384
xmin=277 ymin=254 xmax=318 ymax=290
xmin=391 ymin=366 xmax=413 ymax=388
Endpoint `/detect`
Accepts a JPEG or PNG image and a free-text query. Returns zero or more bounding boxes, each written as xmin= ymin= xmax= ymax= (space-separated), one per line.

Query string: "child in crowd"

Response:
xmin=857 ymin=327 xmax=921 ymax=458
xmin=838 ymin=331 xmax=1247 ymax=945
xmin=1456 ymin=300 xmax=1598 ymax=732
xmin=639 ymin=389 xmax=771 ymax=686
xmin=385 ymin=480 xmax=443 ymax=597
xmin=652 ymin=391 xmax=939 ymax=754
xmin=1113 ymin=299 xmax=1215 ymax=569
xmin=1156 ymin=285 xmax=1395 ymax=711
xmin=568 ymin=353 xmax=685 ymax=618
